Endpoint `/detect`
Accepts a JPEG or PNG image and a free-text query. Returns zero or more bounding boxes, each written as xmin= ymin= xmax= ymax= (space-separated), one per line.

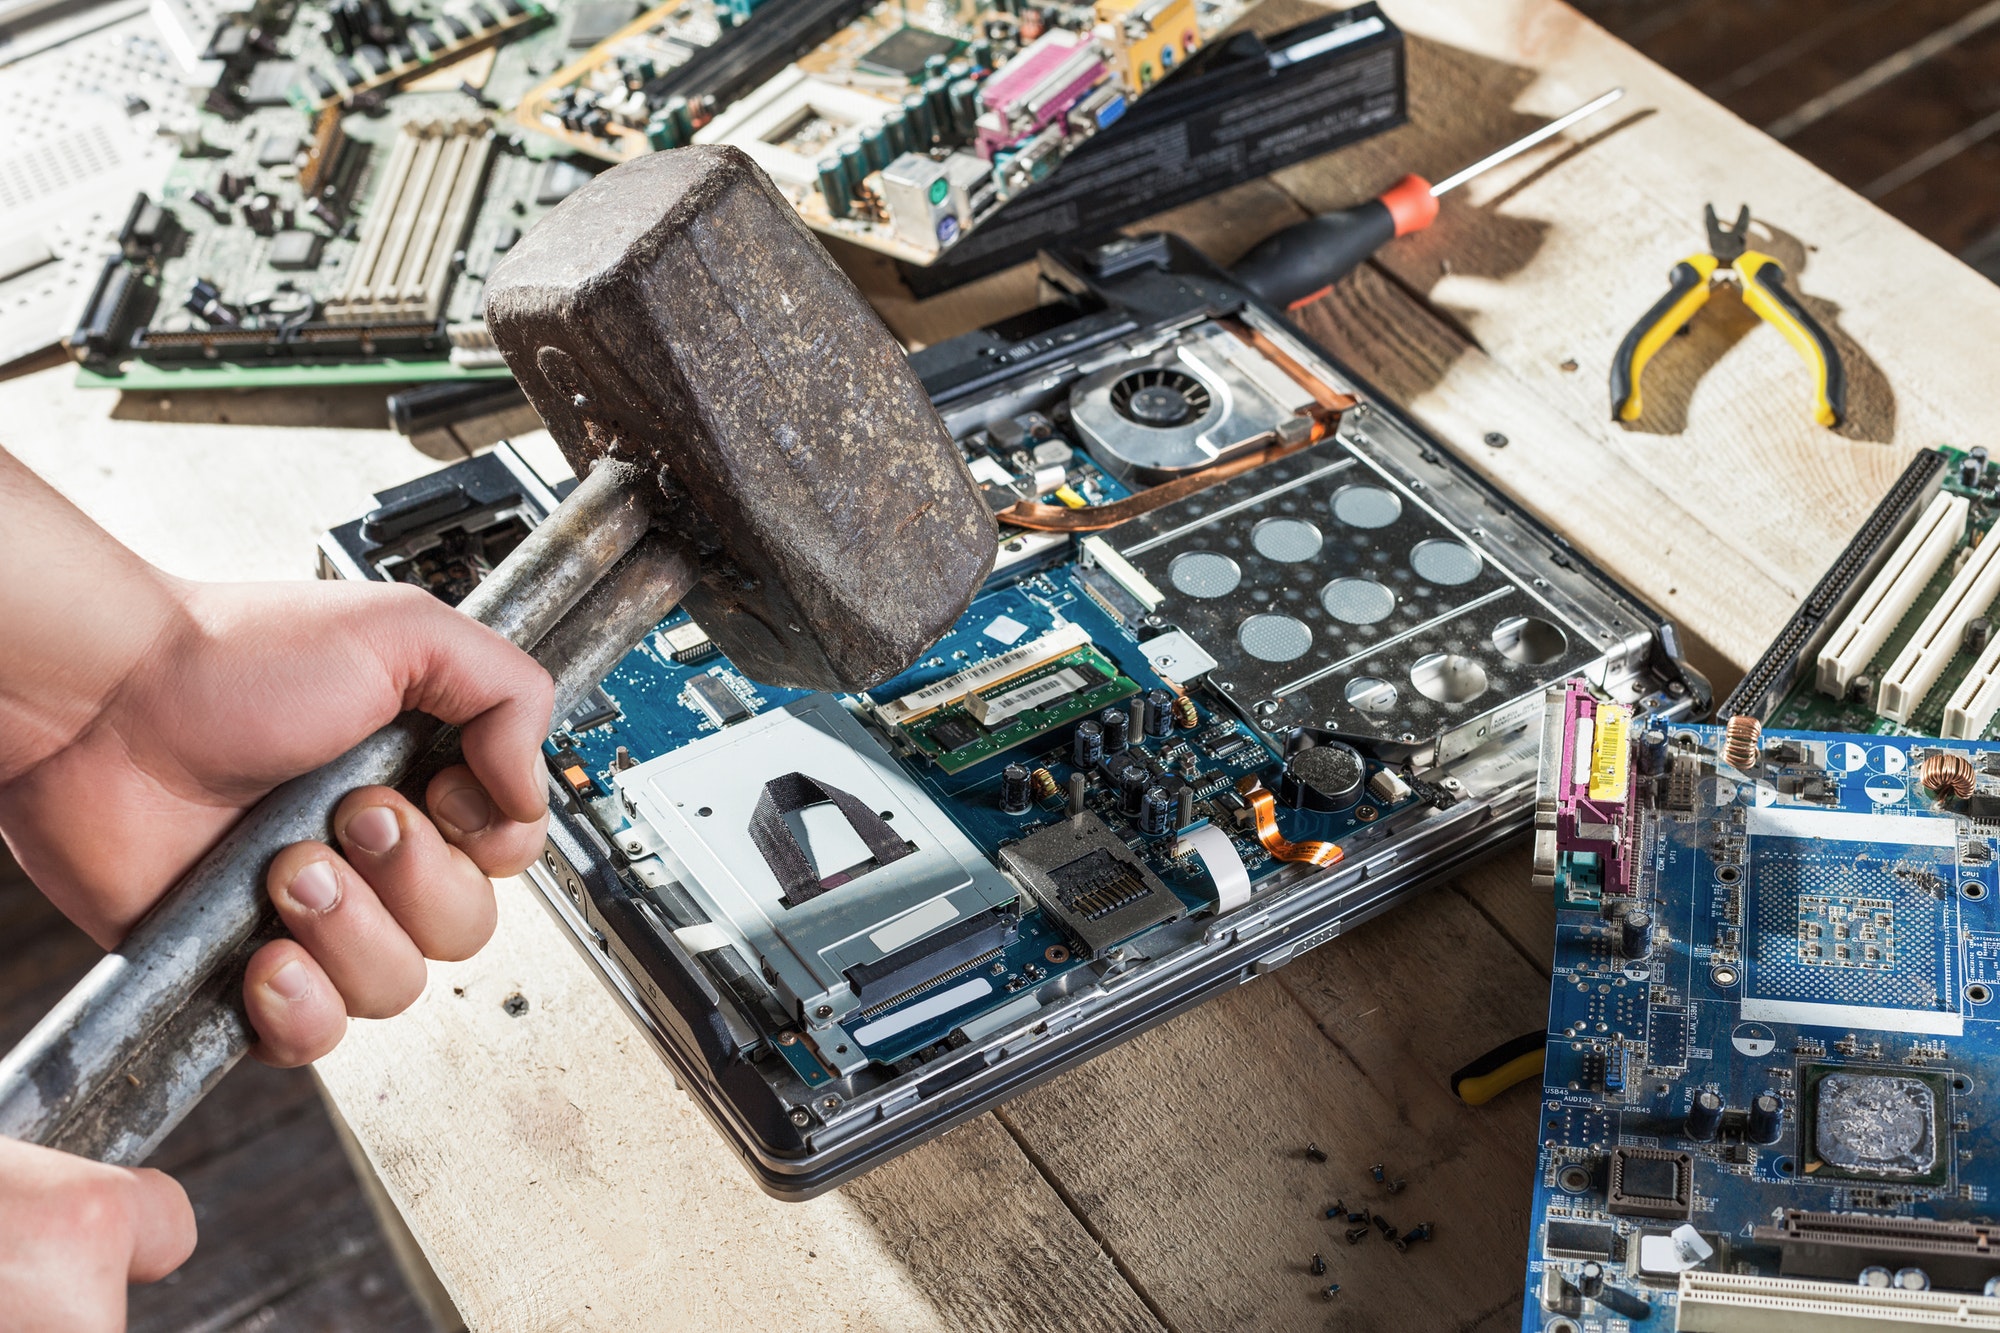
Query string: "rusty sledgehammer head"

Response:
xmin=483 ymin=145 xmax=996 ymax=692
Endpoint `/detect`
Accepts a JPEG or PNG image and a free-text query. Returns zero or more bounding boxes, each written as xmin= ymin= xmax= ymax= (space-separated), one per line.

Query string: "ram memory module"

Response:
xmin=902 ymin=645 xmax=1137 ymax=774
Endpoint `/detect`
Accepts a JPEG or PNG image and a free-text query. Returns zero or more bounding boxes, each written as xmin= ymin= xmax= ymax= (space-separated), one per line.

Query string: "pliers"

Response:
xmin=1610 ymin=204 xmax=1846 ymax=427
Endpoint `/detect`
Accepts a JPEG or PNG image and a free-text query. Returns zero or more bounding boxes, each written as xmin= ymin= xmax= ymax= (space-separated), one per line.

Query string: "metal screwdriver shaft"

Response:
xmin=1233 ymin=88 xmax=1628 ymax=309
xmin=1428 ymin=88 xmax=1626 ymax=196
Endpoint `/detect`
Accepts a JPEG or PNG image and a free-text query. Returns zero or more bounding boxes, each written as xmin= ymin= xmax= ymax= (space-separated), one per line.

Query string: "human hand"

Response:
xmin=0 ymin=450 xmax=555 ymax=1065
xmin=0 ymin=1136 xmax=196 ymax=1332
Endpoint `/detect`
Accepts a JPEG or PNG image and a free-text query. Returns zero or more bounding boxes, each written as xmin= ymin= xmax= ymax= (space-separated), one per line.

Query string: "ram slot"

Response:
xmin=367 ymin=131 xmax=445 ymax=320
xmin=327 ymin=125 xmax=421 ymax=325
xmin=401 ymin=131 xmax=491 ymax=322
xmin=1879 ymin=526 xmax=2000 ymax=722
xmin=1815 ymin=490 xmax=1966 ymax=699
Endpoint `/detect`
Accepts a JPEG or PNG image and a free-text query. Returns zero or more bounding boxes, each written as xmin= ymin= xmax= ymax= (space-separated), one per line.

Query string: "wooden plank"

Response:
xmin=311 ymin=879 xmax=1165 ymax=1332
xmin=127 ymin=1080 xmax=426 ymax=1333
xmin=991 ymin=879 xmax=1550 ymax=1331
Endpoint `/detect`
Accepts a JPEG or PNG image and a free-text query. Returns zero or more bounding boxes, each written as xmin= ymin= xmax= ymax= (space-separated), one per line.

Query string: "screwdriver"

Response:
xmin=1233 ymin=88 xmax=1627 ymax=310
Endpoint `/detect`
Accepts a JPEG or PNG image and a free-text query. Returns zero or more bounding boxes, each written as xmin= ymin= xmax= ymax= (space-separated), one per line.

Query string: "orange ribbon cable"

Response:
xmin=1235 ymin=777 xmax=1344 ymax=868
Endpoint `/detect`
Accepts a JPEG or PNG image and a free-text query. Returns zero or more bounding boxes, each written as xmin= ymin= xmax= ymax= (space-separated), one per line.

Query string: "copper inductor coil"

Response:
xmin=1918 ymin=751 xmax=1975 ymax=801
xmin=1720 ymin=715 xmax=1762 ymax=772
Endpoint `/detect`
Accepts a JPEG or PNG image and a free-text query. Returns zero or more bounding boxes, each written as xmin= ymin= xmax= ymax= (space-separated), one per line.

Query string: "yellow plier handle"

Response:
xmin=1737 ymin=250 xmax=1847 ymax=427
xmin=1450 ymin=1030 xmax=1547 ymax=1106
xmin=1609 ymin=253 xmax=1716 ymax=422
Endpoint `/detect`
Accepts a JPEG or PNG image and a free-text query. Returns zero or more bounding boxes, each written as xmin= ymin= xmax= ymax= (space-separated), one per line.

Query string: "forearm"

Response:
xmin=0 ymin=446 xmax=186 ymax=784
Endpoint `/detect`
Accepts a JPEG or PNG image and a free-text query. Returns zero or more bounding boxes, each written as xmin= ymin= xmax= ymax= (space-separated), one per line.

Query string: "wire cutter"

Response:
xmin=1610 ymin=205 xmax=1846 ymax=427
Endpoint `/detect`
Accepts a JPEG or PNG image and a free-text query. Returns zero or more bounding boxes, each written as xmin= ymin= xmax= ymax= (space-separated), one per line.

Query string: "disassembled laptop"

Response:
xmin=324 ymin=234 xmax=1706 ymax=1196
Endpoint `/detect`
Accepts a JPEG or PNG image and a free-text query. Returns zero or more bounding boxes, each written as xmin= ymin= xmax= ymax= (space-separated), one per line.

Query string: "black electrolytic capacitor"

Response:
xmin=1620 ymin=909 xmax=1654 ymax=961
xmin=1000 ymin=763 xmax=1032 ymax=814
xmin=948 ymin=78 xmax=979 ymax=138
xmin=1073 ymin=719 xmax=1104 ymax=769
xmin=1747 ymin=1091 xmax=1785 ymax=1145
xmin=922 ymin=76 xmax=952 ymax=145
xmin=901 ymin=91 xmax=933 ymax=148
xmin=1101 ymin=708 xmax=1130 ymax=754
xmin=1964 ymin=446 xmax=1988 ymax=489
xmin=1139 ymin=786 xmax=1173 ymax=836
xmin=1636 ymin=725 xmax=1669 ymax=776
xmin=1116 ymin=762 xmax=1149 ymax=816
xmin=1143 ymin=688 xmax=1174 ymax=738
xmin=1685 ymin=1088 xmax=1723 ymax=1140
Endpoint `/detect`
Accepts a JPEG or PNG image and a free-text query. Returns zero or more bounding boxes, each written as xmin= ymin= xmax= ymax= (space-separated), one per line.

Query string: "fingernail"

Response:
xmin=288 ymin=860 xmax=340 ymax=913
xmin=267 ymin=959 xmax=312 ymax=1000
xmin=344 ymin=804 xmax=401 ymax=856
xmin=437 ymin=785 xmax=492 ymax=834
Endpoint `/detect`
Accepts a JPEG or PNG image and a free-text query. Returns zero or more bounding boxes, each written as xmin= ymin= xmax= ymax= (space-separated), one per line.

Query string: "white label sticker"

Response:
xmin=984 ymin=615 xmax=1029 ymax=645
xmin=970 ymin=669 xmax=1086 ymax=726
xmin=852 ymin=977 xmax=994 ymax=1046
xmin=867 ymin=898 xmax=960 ymax=954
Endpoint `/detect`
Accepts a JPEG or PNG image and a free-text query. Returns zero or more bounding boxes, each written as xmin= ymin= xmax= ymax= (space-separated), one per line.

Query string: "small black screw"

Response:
xmin=501 ymin=993 xmax=529 ymax=1017
xmin=1407 ymin=1222 xmax=1434 ymax=1243
xmin=1372 ymin=1214 xmax=1392 ymax=1236
xmin=1322 ymin=1283 xmax=1341 ymax=1300
xmin=1310 ymin=1253 xmax=1326 ymax=1276
xmin=1387 ymin=1178 xmax=1406 ymax=1194
xmin=1348 ymin=1209 xmax=1368 ymax=1224
xmin=1345 ymin=1226 xmax=1369 ymax=1245
xmin=1323 ymin=1201 xmax=1344 ymax=1219
xmin=1484 ymin=431 xmax=1508 ymax=448
xmin=1305 ymin=1142 xmax=1328 ymax=1163
xmin=1370 ymin=1163 xmax=1386 ymax=1183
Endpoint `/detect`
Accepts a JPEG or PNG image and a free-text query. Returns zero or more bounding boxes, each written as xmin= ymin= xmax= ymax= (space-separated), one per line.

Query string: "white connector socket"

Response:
xmin=1880 ymin=518 xmax=2000 ymax=722
xmin=1816 ymin=491 xmax=1966 ymax=700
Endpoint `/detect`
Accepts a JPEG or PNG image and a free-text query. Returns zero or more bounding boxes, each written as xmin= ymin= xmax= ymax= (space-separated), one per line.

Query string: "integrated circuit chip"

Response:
xmin=1606 ymin=1147 xmax=1693 ymax=1220
xmin=1806 ymin=1067 xmax=1947 ymax=1183
xmin=266 ymin=230 xmax=323 ymax=271
xmin=688 ymin=672 xmax=751 ymax=727
xmin=1544 ymin=1219 xmax=1617 ymax=1260
xmin=562 ymin=685 xmax=620 ymax=733
xmin=566 ymin=0 xmax=637 ymax=46
xmin=856 ymin=26 xmax=958 ymax=79
xmin=257 ymin=133 xmax=304 ymax=167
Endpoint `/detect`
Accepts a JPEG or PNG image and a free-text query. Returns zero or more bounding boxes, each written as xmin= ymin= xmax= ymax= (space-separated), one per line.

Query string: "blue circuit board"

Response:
xmin=1523 ymin=717 xmax=2000 ymax=1330
xmin=546 ymin=552 xmax=1421 ymax=1079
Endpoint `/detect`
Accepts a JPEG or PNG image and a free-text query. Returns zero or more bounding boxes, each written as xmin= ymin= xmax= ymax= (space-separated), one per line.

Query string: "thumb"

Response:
xmin=119 ymin=1166 xmax=197 ymax=1283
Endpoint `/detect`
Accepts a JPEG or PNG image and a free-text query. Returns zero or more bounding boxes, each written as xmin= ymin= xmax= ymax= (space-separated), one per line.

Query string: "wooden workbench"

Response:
xmin=10 ymin=0 xmax=2000 ymax=1326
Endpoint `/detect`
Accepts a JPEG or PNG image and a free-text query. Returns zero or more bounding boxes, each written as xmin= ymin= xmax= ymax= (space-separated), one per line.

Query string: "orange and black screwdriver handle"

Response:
xmin=1232 ymin=175 xmax=1440 ymax=310
xmin=1610 ymin=204 xmax=1847 ymax=427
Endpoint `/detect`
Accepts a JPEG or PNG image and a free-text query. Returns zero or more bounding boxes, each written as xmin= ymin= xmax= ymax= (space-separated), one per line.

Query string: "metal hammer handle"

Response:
xmin=0 ymin=464 xmax=696 ymax=1165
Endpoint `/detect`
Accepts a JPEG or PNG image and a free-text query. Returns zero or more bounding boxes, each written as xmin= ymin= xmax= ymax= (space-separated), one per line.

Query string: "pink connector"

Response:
xmin=1534 ymin=679 xmax=1634 ymax=897
xmin=976 ymin=31 xmax=1106 ymax=158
